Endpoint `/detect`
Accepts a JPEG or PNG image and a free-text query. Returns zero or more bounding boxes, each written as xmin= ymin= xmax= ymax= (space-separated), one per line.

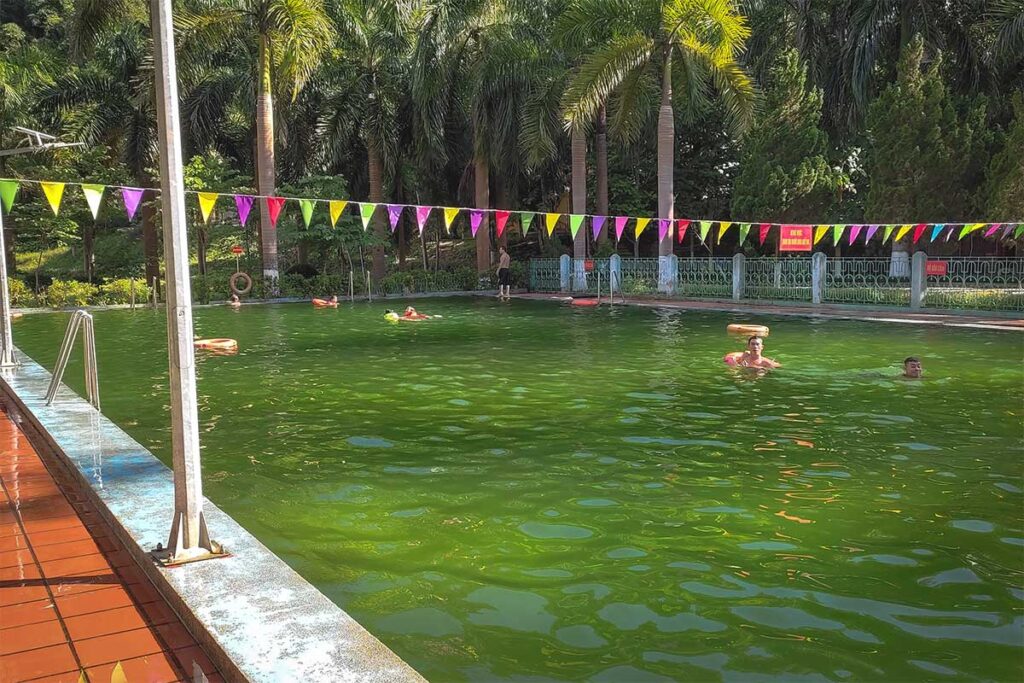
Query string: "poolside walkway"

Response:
xmin=515 ymin=293 xmax=1024 ymax=331
xmin=0 ymin=407 xmax=222 ymax=683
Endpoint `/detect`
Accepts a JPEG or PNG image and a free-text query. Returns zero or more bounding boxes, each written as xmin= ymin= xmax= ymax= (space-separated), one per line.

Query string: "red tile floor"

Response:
xmin=0 ymin=407 xmax=222 ymax=683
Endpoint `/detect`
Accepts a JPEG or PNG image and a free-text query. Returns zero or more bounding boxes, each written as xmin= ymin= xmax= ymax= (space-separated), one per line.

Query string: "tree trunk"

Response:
xmin=256 ymin=35 xmax=279 ymax=284
xmin=367 ymin=138 xmax=387 ymax=280
xmin=141 ymin=196 xmax=159 ymax=292
xmin=657 ymin=49 xmax=675 ymax=257
xmin=596 ymin=106 xmax=609 ymax=241
xmin=83 ymin=221 xmax=95 ymax=282
xmin=473 ymin=151 xmax=491 ymax=273
xmin=571 ymin=127 xmax=587 ymax=260
xmin=197 ymin=227 xmax=208 ymax=276
xmin=495 ymin=178 xmax=509 ymax=251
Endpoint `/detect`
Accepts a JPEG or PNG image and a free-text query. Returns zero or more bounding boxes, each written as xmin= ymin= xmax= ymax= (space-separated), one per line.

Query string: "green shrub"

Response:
xmin=97 ymin=278 xmax=151 ymax=305
xmin=46 ymin=279 xmax=99 ymax=308
xmin=7 ymin=278 xmax=37 ymax=307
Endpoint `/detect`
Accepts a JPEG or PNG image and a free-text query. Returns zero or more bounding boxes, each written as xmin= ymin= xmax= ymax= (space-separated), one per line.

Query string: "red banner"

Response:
xmin=780 ymin=225 xmax=813 ymax=251
xmin=926 ymin=260 xmax=948 ymax=277
xmin=584 ymin=259 xmax=595 ymax=272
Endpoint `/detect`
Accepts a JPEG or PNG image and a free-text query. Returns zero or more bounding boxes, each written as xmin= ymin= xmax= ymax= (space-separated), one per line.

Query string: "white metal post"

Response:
xmin=0 ymin=209 xmax=15 ymax=366
xmin=150 ymin=0 xmax=222 ymax=564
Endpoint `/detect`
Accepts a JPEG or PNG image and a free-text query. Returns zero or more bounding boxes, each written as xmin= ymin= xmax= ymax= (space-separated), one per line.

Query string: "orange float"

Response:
xmin=570 ymin=298 xmax=600 ymax=307
xmin=312 ymin=298 xmax=338 ymax=308
xmin=194 ymin=338 xmax=238 ymax=351
xmin=727 ymin=324 xmax=769 ymax=336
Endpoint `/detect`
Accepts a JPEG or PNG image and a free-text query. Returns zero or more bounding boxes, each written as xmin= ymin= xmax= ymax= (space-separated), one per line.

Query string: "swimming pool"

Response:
xmin=12 ymin=299 xmax=1024 ymax=681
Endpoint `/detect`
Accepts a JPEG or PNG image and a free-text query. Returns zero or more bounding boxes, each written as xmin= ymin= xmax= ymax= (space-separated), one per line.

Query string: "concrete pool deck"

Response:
xmin=0 ymin=350 xmax=426 ymax=683
xmin=514 ymin=293 xmax=1024 ymax=331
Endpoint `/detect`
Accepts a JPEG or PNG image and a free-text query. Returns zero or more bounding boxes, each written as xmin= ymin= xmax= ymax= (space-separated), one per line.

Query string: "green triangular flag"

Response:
xmin=520 ymin=212 xmax=535 ymax=235
xmin=882 ymin=225 xmax=894 ymax=242
xmin=832 ymin=225 xmax=845 ymax=244
xmin=299 ymin=199 xmax=315 ymax=228
xmin=697 ymin=221 xmax=711 ymax=242
xmin=737 ymin=223 xmax=750 ymax=244
xmin=1015 ymin=225 xmax=1024 ymax=239
xmin=359 ymin=203 xmax=376 ymax=230
xmin=0 ymin=179 xmax=19 ymax=214
xmin=81 ymin=184 xmax=105 ymax=219
xmin=569 ymin=214 xmax=584 ymax=238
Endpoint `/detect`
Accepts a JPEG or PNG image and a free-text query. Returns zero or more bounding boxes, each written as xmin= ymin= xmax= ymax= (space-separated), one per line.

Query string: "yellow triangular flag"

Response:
xmin=545 ymin=212 xmax=560 ymax=235
xmin=717 ymin=222 xmax=733 ymax=239
xmin=813 ymin=225 xmax=829 ymax=245
xmin=329 ymin=200 xmax=347 ymax=227
xmin=41 ymin=182 xmax=65 ymax=216
xmin=894 ymin=224 xmax=913 ymax=242
xmin=198 ymin=192 xmax=218 ymax=224
xmin=634 ymin=217 xmax=651 ymax=238
xmin=110 ymin=661 xmax=127 ymax=683
xmin=443 ymin=207 xmax=459 ymax=233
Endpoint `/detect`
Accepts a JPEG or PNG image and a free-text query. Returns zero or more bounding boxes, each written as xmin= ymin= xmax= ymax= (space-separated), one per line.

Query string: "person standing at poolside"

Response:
xmin=902 ymin=356 xmax=923 ymax=378
xmin=724 ymin=336 xmax=781 ymax=369
xmin=497 ymin=247 xmax=511 ymax=300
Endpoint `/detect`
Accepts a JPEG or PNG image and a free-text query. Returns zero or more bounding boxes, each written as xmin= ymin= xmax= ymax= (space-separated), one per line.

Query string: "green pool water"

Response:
xmin=11 ymin=299 xmax=1024 ymax=682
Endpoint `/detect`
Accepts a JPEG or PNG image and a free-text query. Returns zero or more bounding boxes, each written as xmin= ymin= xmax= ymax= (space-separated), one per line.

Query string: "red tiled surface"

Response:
xmin=0 ymin=409 xmax=221 ymax=682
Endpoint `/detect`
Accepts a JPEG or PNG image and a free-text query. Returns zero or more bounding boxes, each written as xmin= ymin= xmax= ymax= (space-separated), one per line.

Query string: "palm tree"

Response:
xmin=562 ymin=0 xmax=755 ymax=257
xmin=178 ymin=0 xmax=333 ymax=284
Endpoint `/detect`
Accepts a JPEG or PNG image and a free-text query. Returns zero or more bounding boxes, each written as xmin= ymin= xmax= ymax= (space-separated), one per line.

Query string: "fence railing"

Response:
xmin=528 ymin=254 xmax=1024 ymax=312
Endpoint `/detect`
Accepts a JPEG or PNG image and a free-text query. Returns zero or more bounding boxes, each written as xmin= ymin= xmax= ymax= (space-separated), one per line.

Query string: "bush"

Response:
xmin=46 ymin=279 xmax=99 ymax=308
xmin=7 ymin=278 xmax=37 ymax=307
xmin=97 ymin=278 xmax=151 ymax=305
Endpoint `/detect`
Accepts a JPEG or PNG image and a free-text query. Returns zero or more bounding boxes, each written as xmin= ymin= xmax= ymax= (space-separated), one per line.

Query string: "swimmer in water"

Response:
xmin=228 ymin=293 xmax=241 ymax=308
xmin=724 ymin=335 xmax=781 ymax=369
xmin=902 ymin=356 xmax=923 ymax=379
xmin=402 ymin=306 xmax=431 ymax=320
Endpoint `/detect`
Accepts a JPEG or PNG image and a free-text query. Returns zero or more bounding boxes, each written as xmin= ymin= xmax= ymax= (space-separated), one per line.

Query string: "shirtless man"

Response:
xmin=902 ymin=356 xmax=923 ymax=379
xmin=497 ymin=247 xmax=511 ymax=300
xmin=724 ymin=336 xmax=781 ymax=369
xmin=228 ymin=293 xmax=241 ymax=308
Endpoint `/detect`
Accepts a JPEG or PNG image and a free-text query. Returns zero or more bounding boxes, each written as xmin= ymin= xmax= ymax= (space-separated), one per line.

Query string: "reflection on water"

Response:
xmin=12 ymin=300 xmax=1024 ymax=682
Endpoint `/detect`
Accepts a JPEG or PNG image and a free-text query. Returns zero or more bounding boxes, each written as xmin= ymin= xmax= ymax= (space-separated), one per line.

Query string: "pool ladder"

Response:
xmin=45 ymin=310 xmax=100 ymax=410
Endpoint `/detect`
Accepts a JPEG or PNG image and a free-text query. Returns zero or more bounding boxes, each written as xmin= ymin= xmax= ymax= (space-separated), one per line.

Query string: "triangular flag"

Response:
xmin=0 ymin=179 xmax=18 ymax=213
xmin=698 ymin=221 xmax=711 ymax=242
xmin=634 ymin=217 xmax=651 ymax=239
xmin=929 ymin=224 xmax=945 ymax=241
xmin=832 ymin=225 xmax=844 ymax=244
xmin=198 ymin=192 xmax=219 ymax=224
xmin=758 ymin=223 xmax=771 ymax=245
xmin=41 ymin=182 xmax=66 ymax=216
xmin=737 ymin=223 xmax=750 ymax=244
xmin=298 ymin=199 xmax=315 ymax=227
xmin=677 ymin=219 xmax=691 ymax=243
xmin=1014 ymin=225 xmax=1024 ymax=239
xmin=121 ymin=187 xmax=144 ymax=220
xmin=911 ymin=223 xmax=927 ymax=244
xmin=495 ymin=210 xmax=510 ymax=237
xmin=266 ymin=196 xmax=286 ymax=227
xmin=81 ymin=184 xmax=105 ymax=219
xmin=569 ymin=214 xmax=585 ymax=238
xmin=848 ymin=225 xmax=862 ymax=244
xmin=894 ymin=224 xmax=913 ymax=242
xmin=945 ymin=226 xmax=956 ymax=241
xmin=329 ymin=200 xmax=347 ymax=227
xmin=359 ymin=202 xmax=376 ymax=230
xmin=959 ymin=223 xmax=984 ymax=239
xmin=545 ymin=213 xmax=560 ymax=236
xmin=416 ymin=206 xmax=433 ymax=234
xmin=235 ymin=195 xmax=254 ymax=227
xmin=470 ymin=209 xmax=484 ymax=237
xmin=717 ymin=222 xmax=733 ymax=240
xmin=865 ymin=224 xmax=879 ymax=242
xmin=882 ymin=225 xmax=895 ymax=242
xmin=520 ymin=212 xmax=535 ymax=235
xmin=657 ymin=219 xmax=669 ymax=242
xmin=443 ymin=207 xmax=459 ymax=233
xmin=984 ymin=223 xmax=1001 ymax=238
xmin=614 ymin=216 xmax=628 ymax=241
xmin=813 ymin=225 xmax=829 ymax=245
xmin=386 ymin=204 xmax=403 ymax=231
xmin=593 ymin=215 xmax=607 ymax=240
xmin=1000 ymin=224 xmax=1013 ymax=239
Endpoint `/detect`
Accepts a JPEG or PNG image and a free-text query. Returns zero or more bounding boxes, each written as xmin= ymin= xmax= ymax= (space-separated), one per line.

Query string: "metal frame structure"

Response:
xmin=44 ymin=310 xmax=100 ymax=410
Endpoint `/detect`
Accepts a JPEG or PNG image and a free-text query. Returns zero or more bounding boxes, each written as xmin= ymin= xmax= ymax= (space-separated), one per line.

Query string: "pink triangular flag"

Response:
xmin=848 ymin=225 xmax=862 ymax=244
xmin=266 ymin=196 xmax=286 ymax=227
xmin=470 ymin=210 xmax=484 ymax=237
xmin=495 ymin=210 xmax=510 ymax=238
xmin=121 ymin=187 xmax=144 ymax=220
xmin=386 ymin=204 xmax=403 ymax=231
xmin=657 ymin=219 xmax=670 ymax=242
xmin=235 ymin=195 xmax=254 ymax=227
xmin=614 ymin=216 xmax=628 ymax=241
xmin=984 ymin=223 xmax=1001 ymax=238
xmin=912 ymin=223 xmax=927 ymax=244
xmin=415 ymin=206 xmax=432 ymax=234
xmin=592 ymin=216 xmax=607 ymax=240
xmin=865 ymin=224 xmax=880 ymax=242
xmin=758 ymin=223 xmax=771 ymax=245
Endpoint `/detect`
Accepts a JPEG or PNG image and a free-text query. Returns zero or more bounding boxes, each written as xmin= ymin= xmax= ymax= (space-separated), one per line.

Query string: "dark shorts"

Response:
xmin=498 ymin=268 xmax=511 ymax=286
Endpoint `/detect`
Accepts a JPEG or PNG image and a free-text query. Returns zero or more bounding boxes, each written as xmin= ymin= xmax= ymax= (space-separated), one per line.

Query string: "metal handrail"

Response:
xmin=45 ymin=310 xmax=100 ymax=410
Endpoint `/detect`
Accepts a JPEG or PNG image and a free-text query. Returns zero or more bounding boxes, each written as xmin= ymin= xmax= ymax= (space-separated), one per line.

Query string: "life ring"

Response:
xmin=727 ymin=324 xmax=769 ymax=336
xmin=312 ymin=298 xmax=338 ymax=308
xmin=230 ymin=272 xmax=253 ymax=296
xmin=194 ymin=338 xmax=238 ymax=351
xmin=571 ymin=298 xmax=600 ymax=307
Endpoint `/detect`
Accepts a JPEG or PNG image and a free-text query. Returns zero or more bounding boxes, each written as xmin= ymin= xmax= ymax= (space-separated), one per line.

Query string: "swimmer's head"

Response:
xmin=903 ymin=356 xmax=922 ymax=378
xmin=746 ymin=336 xmax=764 ymax=354
xmin=404 ymin=306 xmax=415 ymax=314
xmin=385 ymin=309 xmax=395 ymax=315
xmin=330 ymin=295 xmax=338 ymax=303
xmin=229 ymin=294 xmax=239 ymax=302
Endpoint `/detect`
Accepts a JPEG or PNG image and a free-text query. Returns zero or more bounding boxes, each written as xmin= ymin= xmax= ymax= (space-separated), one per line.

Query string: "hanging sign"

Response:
xmin=780 ymin=225 xmax=812 ymax=251
xmin=231 ymin=245 xmax=244 ymax=255
xmin=925 ymin=260 xmax=948 ymax=277
xmin=584 ymin=259 xmax=595 ymax=272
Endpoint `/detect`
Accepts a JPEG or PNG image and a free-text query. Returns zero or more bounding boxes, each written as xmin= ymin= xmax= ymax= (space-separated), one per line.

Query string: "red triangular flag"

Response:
xmin=495 ymin=210 xmax=510 ymax=238
xmin=758 ymin=223 xmax=771 ymax=245
xmin=912 ymin=223 xmax=927 ymax=245
xmin=676 ymin=219 xmax=690 ymax=243
xmin=266 ymin=196 xmax=286 ymax=228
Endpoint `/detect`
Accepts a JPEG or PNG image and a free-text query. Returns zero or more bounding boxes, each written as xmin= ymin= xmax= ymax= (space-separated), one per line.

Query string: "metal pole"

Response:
xmin=0 ymin=209 xmax=15 ymax=366
xmin=130 ymin=277 xmax=136 ymax=310
xmin=150 ymin=0 xmax=222 ymax=564
xmin=366 ymin=269 xmax=372 ymax=302
xmin=349 ymin=270 xmax=354 ymax=302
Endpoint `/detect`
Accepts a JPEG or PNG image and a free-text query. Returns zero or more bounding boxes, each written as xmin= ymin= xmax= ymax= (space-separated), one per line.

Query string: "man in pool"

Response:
xmin=724 ymin=336 xmax=781 ymax=369
xmin=497 ymin=246 xmax=511 ymax=300
xmin=902 ymin=356 xmax=923 ymax=379
xmin=228 ymin=293 xmax=241 ymax=308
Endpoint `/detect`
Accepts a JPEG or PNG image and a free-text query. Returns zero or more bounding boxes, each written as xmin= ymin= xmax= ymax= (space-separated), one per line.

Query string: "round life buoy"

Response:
xmin=571 ymin=298 xmax=600 ymax=307
xmin=727 ymin=324 xmax=769 ymax=336
xmin=194 ymin=338 xmax=238 ymax=351
xmin=230 ymin=272 xmax=253 ymax=296
xmin=312 ymin=298 xmax=338 ymax=308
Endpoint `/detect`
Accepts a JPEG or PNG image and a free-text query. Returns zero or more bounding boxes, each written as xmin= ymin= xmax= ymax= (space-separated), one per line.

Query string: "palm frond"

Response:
xmin=562 ymin=32 xmax=655 ymax=129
